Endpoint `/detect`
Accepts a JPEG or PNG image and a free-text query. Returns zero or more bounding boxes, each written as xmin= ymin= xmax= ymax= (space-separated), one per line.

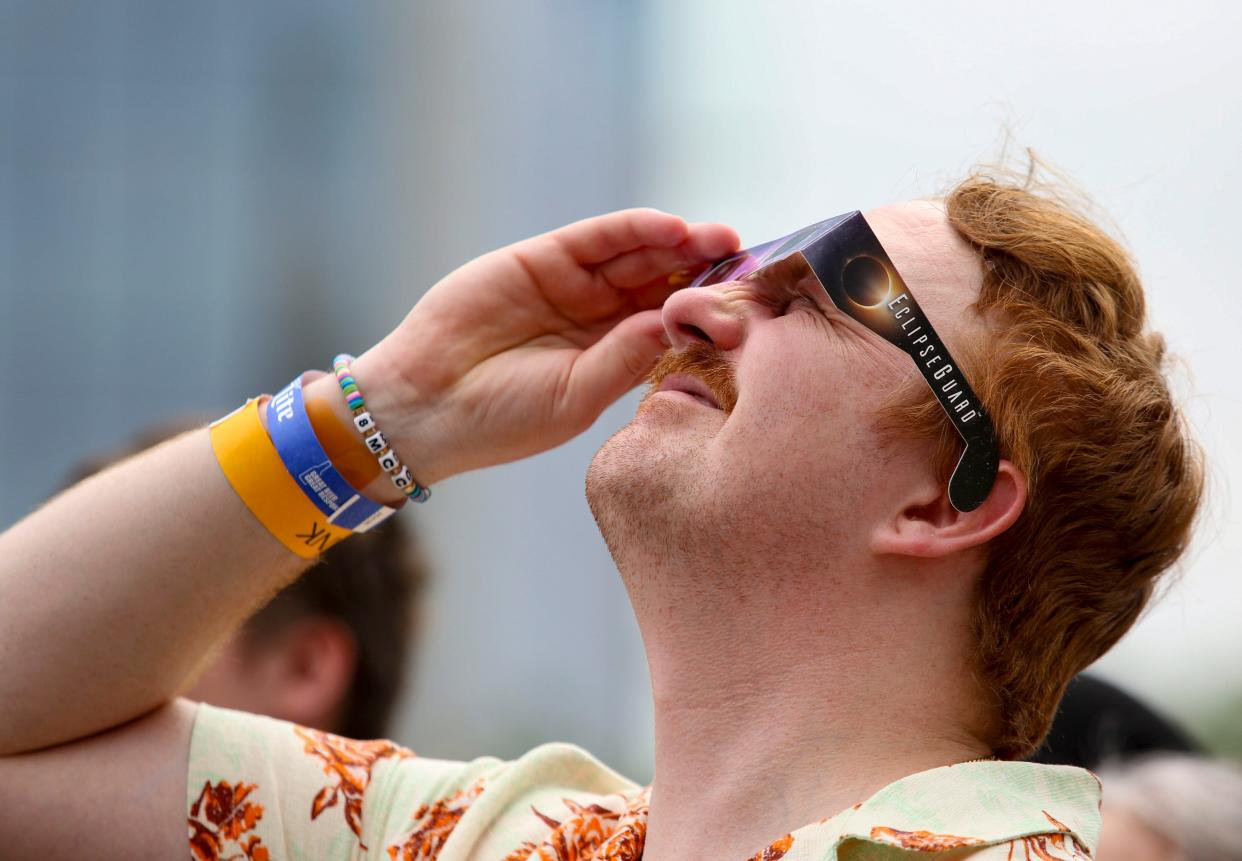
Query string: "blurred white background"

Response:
xmin=2 ymin=0 xmax=1239 ymax=780
xmin=631 ymin=0 xmax=1242 ymax=776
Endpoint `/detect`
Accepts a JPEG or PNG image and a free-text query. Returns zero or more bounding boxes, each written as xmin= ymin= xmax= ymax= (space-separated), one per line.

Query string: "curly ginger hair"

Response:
xmin=897 ymin=164 xmax=1205 ymax=759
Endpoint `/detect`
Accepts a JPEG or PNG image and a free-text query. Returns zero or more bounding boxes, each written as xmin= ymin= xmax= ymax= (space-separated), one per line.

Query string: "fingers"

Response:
xmin=552 ymin=208 xmax=690 ymax=266
xmin=630 ymin=278 xmax=688 ymax=311
xmin=565 ymin=310 xmax=668 ymax=419
xmin=592 ymin=222 xmax=740 ymax=289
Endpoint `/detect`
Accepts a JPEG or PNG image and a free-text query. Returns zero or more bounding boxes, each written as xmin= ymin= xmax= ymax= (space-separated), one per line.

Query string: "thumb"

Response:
xmin=565 ymin=309 xmax=668 ymax=420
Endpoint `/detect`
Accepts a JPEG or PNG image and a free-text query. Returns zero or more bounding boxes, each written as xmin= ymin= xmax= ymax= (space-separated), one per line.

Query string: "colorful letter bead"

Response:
xmin=333 ymin=352 xmax=430 ymax=503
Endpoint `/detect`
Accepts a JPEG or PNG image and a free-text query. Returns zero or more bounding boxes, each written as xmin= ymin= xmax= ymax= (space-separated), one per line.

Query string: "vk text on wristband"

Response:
xmin=210 ymin=398 xmax=353 ymax=559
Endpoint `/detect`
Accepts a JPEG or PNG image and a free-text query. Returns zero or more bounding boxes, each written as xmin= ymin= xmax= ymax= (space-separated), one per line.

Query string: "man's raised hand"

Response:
xmin=350 ymin=209 xmax=739 ymax=483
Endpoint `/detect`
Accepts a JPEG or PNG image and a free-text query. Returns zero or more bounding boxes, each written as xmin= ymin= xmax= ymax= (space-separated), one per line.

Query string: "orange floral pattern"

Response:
xmin=503 ymin=789 xmax=650 ymax=861
xmin=745 ymin=833 xmax=794 ymax=861
xmin=187 ymin=708 xmax=1103 ymax=861
xmin=188 ymin=780 xmax=270 ymax=861
xmin=1002 ymin=812 xmax=1092 ymax=860
xmin=386 ymin=779 xmax=487 ymax=860
xmin=295 ymin=725 xmax=414 ymax=848
xmin=870 ymin=826 xmax=986 ymax=850
xmin=593 ymin=810 xmax=647 ymax=861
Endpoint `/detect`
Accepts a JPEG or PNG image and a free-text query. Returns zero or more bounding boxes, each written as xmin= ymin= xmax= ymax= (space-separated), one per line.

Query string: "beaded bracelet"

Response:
xmin=332 ymin=354 xmax=431 ymax=503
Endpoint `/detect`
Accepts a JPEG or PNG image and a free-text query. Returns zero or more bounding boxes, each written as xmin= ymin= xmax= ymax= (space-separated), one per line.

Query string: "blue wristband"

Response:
xmin=266 ymin=374 xmax=397 ymax=533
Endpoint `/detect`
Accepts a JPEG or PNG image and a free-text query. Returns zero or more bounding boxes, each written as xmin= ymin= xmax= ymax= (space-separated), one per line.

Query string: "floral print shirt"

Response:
xmin=187 ymin=703 xmax=1100 ymax=861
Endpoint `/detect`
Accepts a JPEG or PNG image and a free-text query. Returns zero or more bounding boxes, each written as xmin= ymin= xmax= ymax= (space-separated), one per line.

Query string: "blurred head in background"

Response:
xmin=1030 ymin=673 xmax=1199 ymax=769
xmin=1096 ymin=755 xmax=1242 ymax=861
xmin=68 ymin=419 xmax=428 ymax=739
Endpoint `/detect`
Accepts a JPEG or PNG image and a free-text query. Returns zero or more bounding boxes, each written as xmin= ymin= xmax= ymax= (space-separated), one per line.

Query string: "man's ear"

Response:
xmin=870 ymin=460 xmax=1026 ymax=559
xmin=262 ymin=616 xmax=358 ymax=731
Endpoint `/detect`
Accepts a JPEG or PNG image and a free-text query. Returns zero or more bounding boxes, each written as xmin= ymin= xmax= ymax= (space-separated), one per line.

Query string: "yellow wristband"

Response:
xmin=210 ymin=398 xmax=352 ymax=559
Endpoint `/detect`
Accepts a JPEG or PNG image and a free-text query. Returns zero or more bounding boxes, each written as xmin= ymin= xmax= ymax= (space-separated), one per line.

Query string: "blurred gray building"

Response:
xmin=0 ymin=0 xmax=657 ymax=779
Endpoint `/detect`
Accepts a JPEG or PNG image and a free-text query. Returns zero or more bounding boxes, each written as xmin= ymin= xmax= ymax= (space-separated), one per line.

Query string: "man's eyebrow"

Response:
xmin=750 ymin=261 xmax=836 ymax=316
xmin=742 ymin=265 xmax=790 ymax=299
xmin=747 ymin=258 xmax=808 ymax=292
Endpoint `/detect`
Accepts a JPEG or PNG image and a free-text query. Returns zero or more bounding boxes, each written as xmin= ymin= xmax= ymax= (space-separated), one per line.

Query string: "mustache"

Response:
xmin=644 ymin=344 xmax=739 ymax=413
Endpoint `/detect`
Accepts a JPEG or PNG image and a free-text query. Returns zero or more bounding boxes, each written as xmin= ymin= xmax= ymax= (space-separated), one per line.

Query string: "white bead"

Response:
xmin=391 ymin=466 xmax=413 ymax=489
xmin=365 ymin=431 xmax=386 ymax=454
xmin=353 ymin=412 xmax=374 ymax=432
xmin=378 ymin=451 xmax=399 ymax=472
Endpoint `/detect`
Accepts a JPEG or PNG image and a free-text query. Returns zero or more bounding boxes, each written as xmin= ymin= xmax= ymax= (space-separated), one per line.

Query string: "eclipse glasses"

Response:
xmin=689 ymin=211 xmax=999 ymax=512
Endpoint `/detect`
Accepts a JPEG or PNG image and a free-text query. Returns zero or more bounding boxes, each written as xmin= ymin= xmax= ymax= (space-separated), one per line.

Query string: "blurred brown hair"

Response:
xmin=890 ymin=158 xmax=1204 ymax=759
xmin=67 ymin=418 xmax=428 ymax=740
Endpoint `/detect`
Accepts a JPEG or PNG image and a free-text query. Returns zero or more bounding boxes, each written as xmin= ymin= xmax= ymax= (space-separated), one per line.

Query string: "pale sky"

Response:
xmin=635 ymin=0 xmax=1242 ymax=724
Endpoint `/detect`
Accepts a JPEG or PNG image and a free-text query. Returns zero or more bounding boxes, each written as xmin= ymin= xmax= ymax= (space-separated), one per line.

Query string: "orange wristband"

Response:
xmin=304 ymin=383 xmax=385 ymax=489
xmin=210 ymin=398 xmax=352 ymax=559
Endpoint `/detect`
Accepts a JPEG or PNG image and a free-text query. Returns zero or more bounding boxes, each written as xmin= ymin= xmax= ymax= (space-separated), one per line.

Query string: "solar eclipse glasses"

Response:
xmin=689 ymin=211 xmax=999 ymax=512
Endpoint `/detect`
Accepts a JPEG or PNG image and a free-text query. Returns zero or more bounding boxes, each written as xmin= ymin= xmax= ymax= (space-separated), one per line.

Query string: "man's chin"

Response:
xmin=586 ymin=419 xmax=647 ymax=510
xmin=587 ymin=415 xmax=726 ymax=581
xmin=587 ymin=421 xmax=666 ymax=572
xmin=587 ymin=416 xmax=676 ymax=540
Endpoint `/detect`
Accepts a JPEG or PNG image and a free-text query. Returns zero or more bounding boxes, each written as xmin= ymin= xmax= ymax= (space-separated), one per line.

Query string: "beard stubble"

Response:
xmin=587 ymin=343 xmax=738 ymax=572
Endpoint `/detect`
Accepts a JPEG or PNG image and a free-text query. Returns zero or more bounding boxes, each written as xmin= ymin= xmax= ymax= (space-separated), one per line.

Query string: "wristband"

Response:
xmin=210 ymin=398 xmax=352 ymax=559
xmin=267 ymin=374 xmax=398 ymax=532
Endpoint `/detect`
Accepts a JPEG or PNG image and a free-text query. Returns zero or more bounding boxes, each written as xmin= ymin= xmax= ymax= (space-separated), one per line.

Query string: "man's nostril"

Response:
xmin=678 ymin=323 xmax=712 ymax=344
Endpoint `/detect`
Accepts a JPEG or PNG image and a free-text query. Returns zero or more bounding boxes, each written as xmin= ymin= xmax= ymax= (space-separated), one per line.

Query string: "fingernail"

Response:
xmin=666 ymin=269 xmax=693 ymax=287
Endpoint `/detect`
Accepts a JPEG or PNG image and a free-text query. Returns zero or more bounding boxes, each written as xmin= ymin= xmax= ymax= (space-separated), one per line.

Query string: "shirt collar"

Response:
xmin=802 ymin=760 xmax=1101 ymax=858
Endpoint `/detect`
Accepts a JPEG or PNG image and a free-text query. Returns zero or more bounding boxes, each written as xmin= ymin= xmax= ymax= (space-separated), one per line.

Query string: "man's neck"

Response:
xmin=625 ymin=556 xmax=992 ymax=861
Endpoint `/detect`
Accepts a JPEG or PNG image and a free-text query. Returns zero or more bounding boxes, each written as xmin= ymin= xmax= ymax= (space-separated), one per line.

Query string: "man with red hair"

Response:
xmin=0 ymin=171 xmax=1202 ymax=860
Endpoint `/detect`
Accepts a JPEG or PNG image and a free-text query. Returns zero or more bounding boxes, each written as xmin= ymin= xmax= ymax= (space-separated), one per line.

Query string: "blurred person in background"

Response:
xmin=68 ymin=421 xmax=427 ymax=740
xmin=0 ymin=168 xmax=1205 ymax=861
xmin=1095 ymin=755 xmax=1242 ymax=861
xmin=1030 ymin=674 xmax=1199 ymax=770
xmin=184 ymin=523 xmax=420 ymax=739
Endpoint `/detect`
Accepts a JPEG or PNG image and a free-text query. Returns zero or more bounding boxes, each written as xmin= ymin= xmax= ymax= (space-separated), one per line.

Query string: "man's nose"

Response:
xmin=660 ymin=283 xmax=750 ymax=352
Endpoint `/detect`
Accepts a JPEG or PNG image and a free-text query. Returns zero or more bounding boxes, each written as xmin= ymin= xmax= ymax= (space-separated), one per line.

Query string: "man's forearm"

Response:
xmin=0 ymin=356 xmax=413 ymax=756
xmin=0 ymin=427 xmax=307 ymax=755
xmin=0 ymin=208 xmax=733 ymax=756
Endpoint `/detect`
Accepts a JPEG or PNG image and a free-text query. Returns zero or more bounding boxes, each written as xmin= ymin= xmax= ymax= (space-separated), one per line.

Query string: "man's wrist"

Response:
xmin=353 ymin=346 xmax=448 ymax=485
xmin=302 ymin=370 xmax=408 ymax=507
